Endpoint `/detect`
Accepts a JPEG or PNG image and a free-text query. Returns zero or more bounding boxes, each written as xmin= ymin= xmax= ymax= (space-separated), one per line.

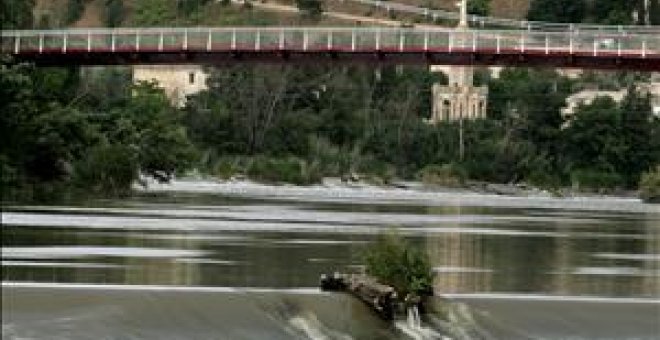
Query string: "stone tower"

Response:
xmin=429 ymin=0 xmax=488 ymax=123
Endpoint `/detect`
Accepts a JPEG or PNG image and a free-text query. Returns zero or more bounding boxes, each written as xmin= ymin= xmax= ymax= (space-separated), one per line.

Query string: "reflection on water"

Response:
xmin=2 ymin=191 xmax=659 ymax=298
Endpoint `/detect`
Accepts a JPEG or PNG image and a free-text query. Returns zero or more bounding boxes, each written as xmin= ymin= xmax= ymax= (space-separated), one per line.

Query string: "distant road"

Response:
xmin=227 ymin=0 xmax=439 ymax=27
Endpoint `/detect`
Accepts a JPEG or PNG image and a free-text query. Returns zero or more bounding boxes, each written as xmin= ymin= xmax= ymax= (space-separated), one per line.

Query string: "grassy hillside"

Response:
xmin=62 ymin=0 xmax=361 ymax=28
xmin=48 ymin=0 xmax=531 ymax=29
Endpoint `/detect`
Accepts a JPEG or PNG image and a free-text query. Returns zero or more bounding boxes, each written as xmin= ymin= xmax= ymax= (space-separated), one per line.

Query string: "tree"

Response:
xmin=562 ymin=96 xmax=624 ymax=187
xmin=113 ymin=82 xmax=195 ymax=182
xmin=104 ymin=0 xmax=125 ymax=27
xmin=617 ymin=87 xmax=658 ymax=187
xmin=528 ymin=0 xmax=585 ymax=23
xmin=176 ymin=0 xmax=211 ymax=15
xmin=0 ymin=59 xmax=98 ymax=191
xmin=468 ymin=0 xmax=489 ymax=16
xmin=562 ymin=88 xmax=659 ymax=189
xmin=651 ymin=0 xmax=660 ymax=24
xmin=66 ymin=0 xmax=86 ymax=24
xmin=295 ymin=0 xmax=323 ymax=18
xmin=1 ymin=0 xmax=34 ymax=29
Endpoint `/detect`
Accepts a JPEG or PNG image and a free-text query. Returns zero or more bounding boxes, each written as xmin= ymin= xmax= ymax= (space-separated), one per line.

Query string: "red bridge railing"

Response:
xmin=2 ymin=27 xmax=659 ymax=70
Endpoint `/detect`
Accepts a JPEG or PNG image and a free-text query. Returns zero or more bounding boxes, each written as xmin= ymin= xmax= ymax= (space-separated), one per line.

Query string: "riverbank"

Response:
xmin=137 ymin=177 xmax=659 ymax=214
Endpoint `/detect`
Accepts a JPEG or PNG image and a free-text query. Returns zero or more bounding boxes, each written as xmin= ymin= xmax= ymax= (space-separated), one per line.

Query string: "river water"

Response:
xmin=2 ymin=180 xmax=659 ymax=339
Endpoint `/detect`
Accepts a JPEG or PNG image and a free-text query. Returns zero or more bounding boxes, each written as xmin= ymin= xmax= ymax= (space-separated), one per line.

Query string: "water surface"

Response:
xmin=3 ymin=181 xmax=659 ymax=339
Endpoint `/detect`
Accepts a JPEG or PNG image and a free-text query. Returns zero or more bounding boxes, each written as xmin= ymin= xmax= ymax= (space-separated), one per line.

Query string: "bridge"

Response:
xmin=345 ymin=0 xmax=660 ymax=33
xmin=2 ymin=27 xmax=659 ymax=70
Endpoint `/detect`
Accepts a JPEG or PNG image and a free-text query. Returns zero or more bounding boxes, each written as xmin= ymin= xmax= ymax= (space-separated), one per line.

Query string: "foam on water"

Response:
xmin=593 ymin=253 xmax=660 ymax=262
xmin=1 ymin=246 xmax=207 ymax=259
xmin=138 ymin=179 xmax=659 ymax=213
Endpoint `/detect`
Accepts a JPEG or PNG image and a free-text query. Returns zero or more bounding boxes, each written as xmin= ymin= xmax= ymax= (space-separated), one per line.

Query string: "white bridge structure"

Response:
xmin=1 ymin=26 xmax=658 ymax=70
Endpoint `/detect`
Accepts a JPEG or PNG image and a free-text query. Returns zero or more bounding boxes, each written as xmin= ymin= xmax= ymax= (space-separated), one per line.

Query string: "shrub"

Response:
xmin=72 ymin=144 xmax=138 ymax=196
xmin=639 ymin=166 xmax=660 ymax=203
xmin=211 ymin=157 xmax=244 ymax=180
xmin=65 ymin=0 xmax=86 ymax=24
xmin=363 ymin=232 xmax=434 ymax=298
xmin=295 ymin=0 xmax=323 ymax=18
xmin=570 ymin=169 xmax=624 ymax=191
xmin=246 ymin=156 xmax=320 ymax=185
xmin=307 ymin=135 xmax=351 ymax=178
xmin=356 ymin=159 xmax=396 ymax=185
xmin=417 ymin=163 xmax=466 ymax=188
xmin=103 ymin=0 xmax=125 ymax=27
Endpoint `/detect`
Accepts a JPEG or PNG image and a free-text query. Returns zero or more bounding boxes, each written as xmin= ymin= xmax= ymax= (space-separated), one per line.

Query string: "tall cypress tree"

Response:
xmin=650 ymin=0 xmax=660 ymax=24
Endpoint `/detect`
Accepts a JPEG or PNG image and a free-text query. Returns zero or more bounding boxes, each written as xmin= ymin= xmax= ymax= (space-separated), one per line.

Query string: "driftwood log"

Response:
xmin=320 ymin=273 xmax=399 ymax=320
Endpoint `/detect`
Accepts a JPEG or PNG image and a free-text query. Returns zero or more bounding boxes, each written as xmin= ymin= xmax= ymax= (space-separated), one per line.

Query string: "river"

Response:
xmin=2 ymin=180 xmax=659 ymax=339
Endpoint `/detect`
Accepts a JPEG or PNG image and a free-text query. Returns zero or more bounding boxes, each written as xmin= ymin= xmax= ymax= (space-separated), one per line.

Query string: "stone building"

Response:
xmin=133 ymin=65 xmax=208 ymax=107
xmin=429 ymin=0 xmax=488 ymax=123
xmin=431 ymin=67 xmax=489 ymax=122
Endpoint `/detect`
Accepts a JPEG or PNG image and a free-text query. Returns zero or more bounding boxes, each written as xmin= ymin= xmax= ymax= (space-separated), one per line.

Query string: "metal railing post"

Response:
xmin=424 ymin=31 xmax=429 ymax=51
xmin=593 ymin=38 xmax=597 ymax=56
xmin=207 ymin=29 xmax=213 ymax=51
xmin=39 ymin=34 xmax=44 ymax=53
xmin=448 ymin=32 xmax=453 ymax=52
xmin=136 ymin=32 xmax=140 ymax=51
xmin=279 ymin=29 xmax=284 ymax=49
xmin=231 ymin=29 xmax=237 ymax=50
xmin=63 ymin=33 xmax=68 ymax=53
xmin=399 ymin=32 xmax=405 ymax=51
xmin=255 ymin=29 xmax=260 ymax=50
xmin=496 ymin=35 xmax=500 ymax=54
xmin=376 ymin=29 xmax=381 ymax=50
xmin=472 ymin=31 xmax=476 ymax=52
xmin=642 ymin=39 xmax=646 ymax=58
xmin=327 ymin=30 xmax=333 ymax=50
xmin=111 ymin=31 xmax=116 ymax=52
xmin=14 ymin=34 xmax=20 ymax=54
xmin=183 ymin=29 xmax=188 ymax=50
xmin=303 ymin=29 xmax=309 ymax=51
xmin=520 ymin=33 xmax=525 ymax=52
xmin=569 ymin=34 xmax=574 ymax=54
xmin=159 ymin=31 xmax=164 ymax=51
xmin=545 ymin=35 xmax=549 ymax=54
xmin=351 ymin=29 xmax=356 ymax=51
xmin=617 ymin=37 xmax=621 ymax=57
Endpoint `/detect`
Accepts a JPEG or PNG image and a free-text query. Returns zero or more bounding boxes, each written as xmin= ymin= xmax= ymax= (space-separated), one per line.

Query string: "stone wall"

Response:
xmin=133 ymin=66 xmax=208 ymax=107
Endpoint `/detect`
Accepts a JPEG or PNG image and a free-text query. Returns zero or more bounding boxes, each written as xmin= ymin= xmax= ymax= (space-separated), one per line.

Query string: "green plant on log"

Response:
xmin=363 ymin=232 xmax=433 ymax=298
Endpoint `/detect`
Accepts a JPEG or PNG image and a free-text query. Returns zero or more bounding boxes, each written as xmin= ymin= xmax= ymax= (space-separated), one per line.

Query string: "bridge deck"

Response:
xmin=2 ymin=27 xmax=659 ymax=70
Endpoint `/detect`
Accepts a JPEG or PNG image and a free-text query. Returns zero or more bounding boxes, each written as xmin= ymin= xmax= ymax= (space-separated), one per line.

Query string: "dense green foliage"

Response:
xmin=1 ymin=58 xmax=194 ymax=201
xmin=468 ymin=0 xmax=490 ymax=16
xmin=564 ymin=90 xmax=658 ymax=189
xmin=3 ymin=53 xmax=658 ymax=200
xmin=528 ymin=0 xmax=655 ymax=24
xmin=363 ymin=232 xmax=434 ymax=297
xmin=103 ymin=0 xmax=126 ymax=27
xmin=66 ymin=0 xmax=87 ymax=24
xmin=652 ymin=0 xmax=660 ymax=25
xmin=528 ymin=0 xmax=585 ymax=23
xmin=180 ymin=64 xmax=659 ymax=190
xmin=295 ymin=0 xmax=324 ymax=18
xmin=1 ymin=0 xmax=34 ymax=29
